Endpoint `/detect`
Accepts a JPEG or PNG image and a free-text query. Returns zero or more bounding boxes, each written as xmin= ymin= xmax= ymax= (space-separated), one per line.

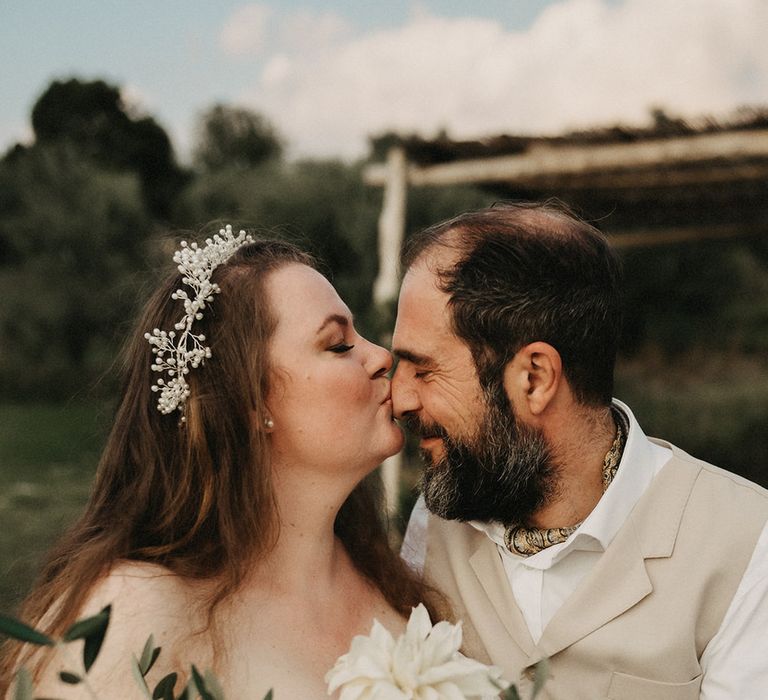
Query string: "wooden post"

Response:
xmin=373 ymin=145 xmax=408 ymax=517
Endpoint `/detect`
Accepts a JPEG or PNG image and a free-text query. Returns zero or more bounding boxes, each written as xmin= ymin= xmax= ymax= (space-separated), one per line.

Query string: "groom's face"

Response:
xmin=392 ymin=256 xmax=554 ymax=525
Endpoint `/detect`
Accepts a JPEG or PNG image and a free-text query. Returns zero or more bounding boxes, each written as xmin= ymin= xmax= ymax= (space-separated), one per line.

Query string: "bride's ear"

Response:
xmin=503 ymin=342 xmax=562 ymax=419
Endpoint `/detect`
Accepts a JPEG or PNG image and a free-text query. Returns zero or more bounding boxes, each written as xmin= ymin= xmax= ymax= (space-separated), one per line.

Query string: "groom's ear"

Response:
xmin=502 ymin=342 xmax=562 ymax=419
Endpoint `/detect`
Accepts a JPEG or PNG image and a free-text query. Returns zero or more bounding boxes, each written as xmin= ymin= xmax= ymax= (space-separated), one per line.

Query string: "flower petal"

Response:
xmin=419 ymin=657 xmax=508 ymax=695
xmin=419 ymin=620 xmax=463 ymax=668
xmin=405 ymin=604 xmax=433 ymax=643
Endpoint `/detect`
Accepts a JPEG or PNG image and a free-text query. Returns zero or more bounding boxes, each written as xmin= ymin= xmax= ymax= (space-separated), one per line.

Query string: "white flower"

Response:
xmin=326 ymin=604 xmax=509 ymax=699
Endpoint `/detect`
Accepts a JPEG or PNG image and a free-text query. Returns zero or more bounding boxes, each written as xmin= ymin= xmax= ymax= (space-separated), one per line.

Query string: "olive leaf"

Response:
xmin=83 ymin=605 xmax=112 ymax=672
xmin=58 ymin=671 xmax=82 ymax=685
xmin=62 ymin=605 xmax=111 ymax=642
xmin=531 ymin=658 xmax=550 ymax=700
xmin=0 ymin=614 xmax=54 ymax=646
xmin=131 ymin=654 xmax=153 ymax=699
xmin=138 ymin=634 xmax=162 ymax=676
xmin=152 ymin=671 xmax=178 ymax=700
xmin=500 ymin=685 xmax=521 ymax=700
xmin=190 ymin=665 xmax=212 ymax=700
xmin=262 ymin=691 xmax=274 ymax=700
xmin=12 ymin=667 xmax=33 ymax=700
xmin=203 ymin=670 xmax=225 ymax=700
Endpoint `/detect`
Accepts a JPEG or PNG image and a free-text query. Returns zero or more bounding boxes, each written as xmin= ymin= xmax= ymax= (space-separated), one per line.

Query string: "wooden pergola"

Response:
xmin=364 ymin=123 xmax=768 ymax=513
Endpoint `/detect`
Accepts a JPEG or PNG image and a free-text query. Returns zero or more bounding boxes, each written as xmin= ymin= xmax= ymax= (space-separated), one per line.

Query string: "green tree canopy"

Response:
xmin=29 ymin=78 xmax=186 ymax=217
xmin=193 ymin=104 xmax=283 ymax=172
xmin=0 ymin=143 xmax=151 ymax=398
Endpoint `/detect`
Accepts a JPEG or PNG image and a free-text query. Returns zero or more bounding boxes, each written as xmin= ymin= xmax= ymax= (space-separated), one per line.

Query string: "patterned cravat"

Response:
xmin=504 ymin=409 xmax=627 ymax=557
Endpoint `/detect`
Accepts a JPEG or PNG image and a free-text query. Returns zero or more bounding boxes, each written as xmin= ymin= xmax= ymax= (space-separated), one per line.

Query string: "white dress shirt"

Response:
xmin=401 ymin=399 xmax=768 ymax=699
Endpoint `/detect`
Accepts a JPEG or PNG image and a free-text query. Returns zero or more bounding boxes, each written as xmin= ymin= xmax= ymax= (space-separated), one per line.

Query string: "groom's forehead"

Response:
xmin=393 ymin=263 xmax=469 ymax=365
xmin=397 ymin=262 xmax=451 ymax=330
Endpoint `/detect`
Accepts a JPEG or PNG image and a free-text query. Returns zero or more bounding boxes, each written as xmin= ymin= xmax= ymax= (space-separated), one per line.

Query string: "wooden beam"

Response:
xmin=609 ymin=222 xmax=767 ymax=249
xmin=363 ymin=129 xmax=768 ymax=188
xmin=371 ymin=146 xmax=408 ymax=517
xmin=507 ymin=163 xmax=768 ymax=191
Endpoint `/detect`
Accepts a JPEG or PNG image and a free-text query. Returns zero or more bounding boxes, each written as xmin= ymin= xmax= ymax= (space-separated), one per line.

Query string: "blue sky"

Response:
xmin=2 ymin=0 xmax=766 ymax=160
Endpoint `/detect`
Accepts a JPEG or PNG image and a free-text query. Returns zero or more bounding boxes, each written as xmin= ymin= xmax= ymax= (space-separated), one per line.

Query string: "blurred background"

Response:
xmin=1 ymin=0 xmax=767 ymax=614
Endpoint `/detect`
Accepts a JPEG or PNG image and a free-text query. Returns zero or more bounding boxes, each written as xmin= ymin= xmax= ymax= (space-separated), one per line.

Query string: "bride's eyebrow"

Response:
xmin=315 ymin=313 xmax=351 ymax=335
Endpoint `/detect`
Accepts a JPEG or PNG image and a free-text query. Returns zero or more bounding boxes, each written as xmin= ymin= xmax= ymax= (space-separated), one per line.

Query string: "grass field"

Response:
xmin=0 ymin=402 xmax=110 ymax=614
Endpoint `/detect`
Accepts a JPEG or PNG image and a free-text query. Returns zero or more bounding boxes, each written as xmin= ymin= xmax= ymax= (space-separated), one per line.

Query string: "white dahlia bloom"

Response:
xmin=326 ymin=604 xmax=509 ymax=699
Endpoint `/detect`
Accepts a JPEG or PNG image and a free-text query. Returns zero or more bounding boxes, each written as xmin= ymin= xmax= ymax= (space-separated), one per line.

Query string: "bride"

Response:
xmin=1 ymin=228 xmax=442 ymax=698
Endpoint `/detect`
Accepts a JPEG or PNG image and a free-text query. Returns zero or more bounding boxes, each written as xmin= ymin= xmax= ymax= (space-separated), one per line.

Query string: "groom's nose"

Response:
xmin=391 ymin=362 xmax=421 ymax=420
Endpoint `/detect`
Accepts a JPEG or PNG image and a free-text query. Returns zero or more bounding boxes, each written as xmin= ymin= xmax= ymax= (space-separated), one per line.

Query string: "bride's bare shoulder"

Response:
xmin=84 ymin=560 xmax=191 ymax=615
xmin=31 ymin=561 xmax=203 ymax=698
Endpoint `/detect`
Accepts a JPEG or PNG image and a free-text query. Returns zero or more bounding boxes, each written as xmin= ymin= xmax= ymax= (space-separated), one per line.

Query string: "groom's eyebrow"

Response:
xmin=393 ymin=348 xmax=434 ymax=366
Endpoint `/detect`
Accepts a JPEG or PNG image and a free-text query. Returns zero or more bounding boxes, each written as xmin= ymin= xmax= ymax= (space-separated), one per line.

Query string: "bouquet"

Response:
xmin=326 ymin=603 xmax=510 ymax=699
xmin=4 ymin=604 xmax=546 ymax=698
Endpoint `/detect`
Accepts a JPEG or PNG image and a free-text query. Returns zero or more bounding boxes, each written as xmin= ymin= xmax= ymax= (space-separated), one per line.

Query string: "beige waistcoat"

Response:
xmin=423 ymin=441 xmax=768 ymax=700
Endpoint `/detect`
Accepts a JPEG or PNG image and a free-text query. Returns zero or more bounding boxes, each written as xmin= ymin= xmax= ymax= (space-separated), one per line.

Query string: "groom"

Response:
xmin=391 ymin=202 xmax=768 ymax=699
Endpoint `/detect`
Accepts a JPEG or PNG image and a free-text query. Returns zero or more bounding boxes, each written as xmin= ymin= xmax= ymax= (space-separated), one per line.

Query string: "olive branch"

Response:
xmin=0 ymin=608 xmax=273 ymax=700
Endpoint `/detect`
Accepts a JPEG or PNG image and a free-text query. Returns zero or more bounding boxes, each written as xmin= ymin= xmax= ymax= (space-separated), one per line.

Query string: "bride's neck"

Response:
xmin=253 ymin=464 xmax=355 ymax=593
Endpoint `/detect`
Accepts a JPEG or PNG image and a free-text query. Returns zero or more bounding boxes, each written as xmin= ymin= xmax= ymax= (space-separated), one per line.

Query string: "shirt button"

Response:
xmin=523 ymin=666 xmax=536 ymax=681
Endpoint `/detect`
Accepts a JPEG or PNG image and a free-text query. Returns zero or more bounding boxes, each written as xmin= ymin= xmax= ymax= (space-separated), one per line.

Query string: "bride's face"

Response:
xmin=264 ymin=264 xmax=403 ymax=475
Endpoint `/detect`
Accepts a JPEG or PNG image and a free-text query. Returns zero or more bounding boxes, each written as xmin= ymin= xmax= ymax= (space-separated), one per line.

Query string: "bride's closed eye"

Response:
xmin=329 ymin=343 xmax=355 ymax=354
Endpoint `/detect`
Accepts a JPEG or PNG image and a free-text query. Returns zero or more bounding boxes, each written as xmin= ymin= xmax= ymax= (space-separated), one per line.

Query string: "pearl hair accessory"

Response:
xmin=145 ymin=225 xmax=254 ymax=419
xmin=264 ymin=418 xmax=274 ymax=429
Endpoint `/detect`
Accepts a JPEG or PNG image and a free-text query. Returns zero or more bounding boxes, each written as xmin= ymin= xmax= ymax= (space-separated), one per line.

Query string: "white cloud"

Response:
xmin=120 ymin=83 xmax=153 ymax=118
xmin=276 ymin=8 xmax=352 ymax=55
xmin=219 ymin=3 xmax=272 ymax=57
xmin=0 ymin=120 xmax=33 ymax=151
xmin=232 ymin=0 xmax=768 ymax=158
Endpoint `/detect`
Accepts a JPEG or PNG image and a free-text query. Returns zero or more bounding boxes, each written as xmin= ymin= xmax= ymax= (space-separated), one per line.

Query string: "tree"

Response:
xmin=0 ymin=143 xmax=151 ymax=398
xmin=193 ymin=104 xmax=283 ymax=172
xmin=30 ymin=78 xmax=187 ymax=217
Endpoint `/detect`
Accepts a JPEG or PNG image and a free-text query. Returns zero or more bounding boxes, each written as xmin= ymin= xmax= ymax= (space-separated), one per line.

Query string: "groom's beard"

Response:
xmin=403 ymin=383 xmax=555 ymax=527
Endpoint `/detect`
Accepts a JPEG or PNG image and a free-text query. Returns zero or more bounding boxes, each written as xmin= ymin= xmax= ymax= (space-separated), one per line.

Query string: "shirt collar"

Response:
xmin=469 ymin=399 xmax=672 ymax=568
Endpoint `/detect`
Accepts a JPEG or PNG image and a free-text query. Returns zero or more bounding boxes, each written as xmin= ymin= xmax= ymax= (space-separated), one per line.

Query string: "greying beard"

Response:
xmin=410 ymin=382 xmax=555 ymax=527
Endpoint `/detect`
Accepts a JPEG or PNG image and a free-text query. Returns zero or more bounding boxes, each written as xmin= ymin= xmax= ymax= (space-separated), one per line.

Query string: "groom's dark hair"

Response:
xmin=401 ymin=200 xmax=623 ymax=407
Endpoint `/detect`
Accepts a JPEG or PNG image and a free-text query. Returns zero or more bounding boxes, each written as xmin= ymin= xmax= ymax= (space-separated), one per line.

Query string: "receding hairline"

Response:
xmin=401 ymin=203 xmax=603 ymax=273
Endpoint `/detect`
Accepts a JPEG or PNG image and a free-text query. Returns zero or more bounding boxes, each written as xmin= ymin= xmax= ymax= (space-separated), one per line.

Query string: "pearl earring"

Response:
xmin=265 ymin=418 xmax=274 ymax=429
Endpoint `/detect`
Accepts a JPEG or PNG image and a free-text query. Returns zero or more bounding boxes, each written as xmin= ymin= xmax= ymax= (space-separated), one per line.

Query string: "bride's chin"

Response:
xmin=376 ymin=427 xmax=405 ymax=463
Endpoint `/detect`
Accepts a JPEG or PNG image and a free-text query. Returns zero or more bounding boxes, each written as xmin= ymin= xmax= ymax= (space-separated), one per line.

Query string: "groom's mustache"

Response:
xmin=400 ymin=415 xmax=451 ymax=442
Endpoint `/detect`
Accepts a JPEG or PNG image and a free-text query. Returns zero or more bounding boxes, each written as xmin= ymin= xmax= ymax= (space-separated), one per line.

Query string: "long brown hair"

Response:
xmin=1 ymin=235 xmax=441 ymax=687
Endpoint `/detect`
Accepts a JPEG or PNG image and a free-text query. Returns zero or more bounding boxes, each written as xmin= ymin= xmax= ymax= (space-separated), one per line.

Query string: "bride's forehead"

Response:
xmin=268 ymin=264 xmax=347 ymax=321
xmin=269 ymin=264 xmax=333 ymax=296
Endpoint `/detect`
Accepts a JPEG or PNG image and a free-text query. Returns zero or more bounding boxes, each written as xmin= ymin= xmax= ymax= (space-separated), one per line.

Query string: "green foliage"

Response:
xmin=4 ymin=603 xmax=526 ymax=700
xmin=0 ymin=401 xmax=106 ymax=612
xmin=30 ymin=78 xmax=187 ymax=217
xmin=497 ymin=659 xmax=549 ymax=699
xmin=12 ymin=668 xmax=32 ymax=700
xmin=615 ymin=353 xmax=768 ymax=487
xmin=0 ymin=614 xmax=54 ymax=646
xmin=405 ymin=183 xmax=498 ymax=235
xmin=620 ymin=239 xmax=768 ymax=355
xmin=2 ymin=606 xmax=250 ymax=700
xmin=0 ymin=144 xmax=151 ymax=398
xmin=175 ymin=159 xmax=382 ymax=333
xmin=193 ymin=104 xmax=284 ymax=172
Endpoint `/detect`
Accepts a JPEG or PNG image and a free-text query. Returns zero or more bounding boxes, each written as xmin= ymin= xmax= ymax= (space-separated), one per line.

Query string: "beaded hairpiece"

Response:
xmin=145 ymin=225 xmax=254 ymax=418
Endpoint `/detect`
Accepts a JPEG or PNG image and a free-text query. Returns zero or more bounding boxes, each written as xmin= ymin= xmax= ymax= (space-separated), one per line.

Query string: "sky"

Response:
xmin=2 ymin=0 xmax=767 ymax=161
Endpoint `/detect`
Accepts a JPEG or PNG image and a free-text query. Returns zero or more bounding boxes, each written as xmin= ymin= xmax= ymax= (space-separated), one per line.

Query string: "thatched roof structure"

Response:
xmin=364 ymin=109 xmax=768 ymax=247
